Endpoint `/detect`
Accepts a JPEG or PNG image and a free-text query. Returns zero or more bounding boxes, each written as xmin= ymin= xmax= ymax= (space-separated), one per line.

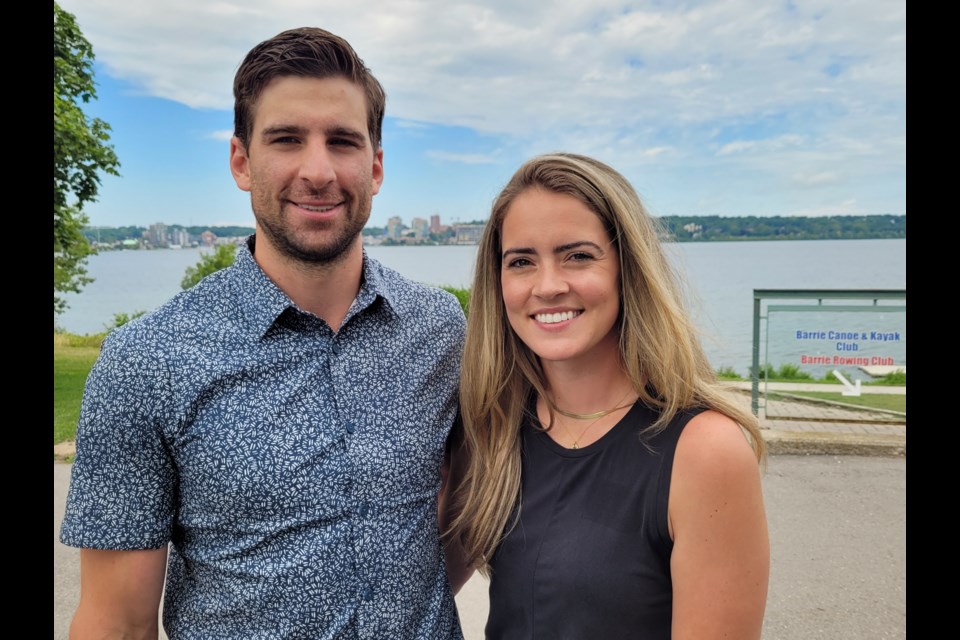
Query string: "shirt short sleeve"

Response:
xmin=60 ymin=328 xmax=177 ymax=550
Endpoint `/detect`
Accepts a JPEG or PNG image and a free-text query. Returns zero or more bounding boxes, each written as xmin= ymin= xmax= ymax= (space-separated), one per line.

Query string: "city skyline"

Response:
xmin=59 ymin=0 xmax=905 ymax=229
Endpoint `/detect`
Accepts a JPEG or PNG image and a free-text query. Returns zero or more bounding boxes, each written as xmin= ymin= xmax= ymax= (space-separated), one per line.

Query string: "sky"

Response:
xmin=58 ymin=0 xmax=906 ymax=230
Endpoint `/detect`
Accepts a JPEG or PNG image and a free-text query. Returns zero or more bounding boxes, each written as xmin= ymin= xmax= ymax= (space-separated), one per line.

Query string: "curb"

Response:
xmin=769 ymin=391 xmax=907 ymax=420
xmin=760 ymin=430 xmax=905 ymax=457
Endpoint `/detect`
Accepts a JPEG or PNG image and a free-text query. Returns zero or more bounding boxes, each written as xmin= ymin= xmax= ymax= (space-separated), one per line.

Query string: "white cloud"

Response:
xmin=59 ymin=0 xmax=906 ymax=217
xmin=641 ymin=146 xmax=672 ymax=158
xmin=425 ymin=150 xmax=498 ymax=165
xmin=394 ymin=120 xmax=432 ymax=130
xmin=792 ymin=172 xmax=841 ymax=187
xmin=717 ymin=135 xmax=804 ymax=156
xmin=717 ymin=140 xmax=757 ymax=156
xmin=62 ymin=1 xmax=904 ymax=126
xmin=206 ymin=130 xmax=234 ymax=141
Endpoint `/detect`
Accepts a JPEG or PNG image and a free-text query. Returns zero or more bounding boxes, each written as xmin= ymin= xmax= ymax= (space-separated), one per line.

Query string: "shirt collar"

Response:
xmin=356 ymin=250 xmax=399 ymax=319
xmin=234 ymin=235 xmax=400 ymax=338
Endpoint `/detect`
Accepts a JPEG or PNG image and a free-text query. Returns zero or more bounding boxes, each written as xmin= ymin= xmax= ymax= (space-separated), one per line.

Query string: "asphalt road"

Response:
xmin=54 ymin=454 xmax=906 ymax=639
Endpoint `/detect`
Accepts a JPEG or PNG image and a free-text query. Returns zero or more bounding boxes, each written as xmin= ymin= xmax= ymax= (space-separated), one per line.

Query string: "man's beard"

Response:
xmin=254 ymin=189 xmax=371 ymax=265
xmin=257 ymin=211 xmax=365 ymax=264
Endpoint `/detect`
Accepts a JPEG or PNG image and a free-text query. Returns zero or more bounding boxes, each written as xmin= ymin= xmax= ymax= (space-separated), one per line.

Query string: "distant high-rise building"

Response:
xmin=147 ymin=222 xmax=168 ymax=247
xmin=387 ymin=216 xmax=404 ymax=239
xmin=411 ymin=217 xmax=428 ymax=239
xmin=430 ymin=214 xmax=441 ymax=233
xmin=170 ymin=228 xmax=190 ymax=247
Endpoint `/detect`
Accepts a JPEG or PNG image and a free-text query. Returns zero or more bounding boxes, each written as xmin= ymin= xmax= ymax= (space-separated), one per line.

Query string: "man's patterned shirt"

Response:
xmin=61 ymin=239 xmax=467 ymax=639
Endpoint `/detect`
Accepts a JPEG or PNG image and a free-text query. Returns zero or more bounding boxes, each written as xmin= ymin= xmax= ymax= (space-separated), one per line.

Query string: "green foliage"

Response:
xmin=715 ymin=366 xmax=745 ymax=380
xmin=54 ymin=3 xmax=120 ymax=316
xmin=775 ymin=363 xmax=813 ymax=380
xmin=752 ymin=362 xmax=814 ymax=381
xmin=874 ymin=370 xmax=906 ymax=385
xmin=106 ymin=310 xmax=146 ymax=332
xmin=751 ymin=363 xmax=775 ymax=380
xmin=182 ymin=244 xmax=237 ymax=290
xmin=658 ymin=214 xmax=906 ymax=242
xmin=439 ymin=286 xmax=470 ymax=316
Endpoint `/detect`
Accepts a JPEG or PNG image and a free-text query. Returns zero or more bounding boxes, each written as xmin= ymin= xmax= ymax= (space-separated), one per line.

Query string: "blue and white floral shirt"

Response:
xmin=61 ymin=238 xmax=467 ymax=639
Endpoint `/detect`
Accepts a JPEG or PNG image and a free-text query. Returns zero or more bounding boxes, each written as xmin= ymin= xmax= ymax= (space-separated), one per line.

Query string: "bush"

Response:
xmin=182 ymin=244 xmax=237 ymax=290
xmin=751 ymin=362 xmax=813 ymax=381
xmin=106 ymin=310 xmax=145 ymax=332
xmin=440 ymin=285 xmax=470 ymax=316
xmin=775 ymin=363 xmax=813 ymax=380
xmin=876 ymin=370 xmax=906 ymax=385
xmin=751 ymin=363 xmax=775 ymax=380
xmin=716 ymin=366 xmax=744 ymax=380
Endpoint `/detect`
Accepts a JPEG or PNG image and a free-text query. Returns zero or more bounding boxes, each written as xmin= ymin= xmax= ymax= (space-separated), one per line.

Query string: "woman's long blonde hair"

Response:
xmin=448 ymin=152 xmax=765 ymax=574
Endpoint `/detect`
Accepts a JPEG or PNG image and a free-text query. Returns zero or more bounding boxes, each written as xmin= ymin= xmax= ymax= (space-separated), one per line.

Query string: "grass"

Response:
xmin=770 ymin=390 xmax=906 ymax=414
xmin=54 ymin=340 xmax=101 ymax=444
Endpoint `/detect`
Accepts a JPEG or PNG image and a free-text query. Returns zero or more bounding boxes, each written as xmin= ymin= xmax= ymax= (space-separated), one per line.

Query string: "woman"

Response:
xmin=446 ymin=153 xmax=769 ymax=639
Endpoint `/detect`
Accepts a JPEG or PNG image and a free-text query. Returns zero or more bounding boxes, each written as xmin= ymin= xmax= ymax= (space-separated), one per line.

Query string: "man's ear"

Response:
xmin=229 ymin=136 xmax=252 ymax=192
xmin=371 ymin=147 xmax=384 ymax=196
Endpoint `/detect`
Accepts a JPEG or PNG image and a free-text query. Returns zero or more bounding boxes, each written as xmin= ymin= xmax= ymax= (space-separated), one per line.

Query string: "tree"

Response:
xmin=182 ymin=244 xmax=238 ymax=290
xmin=54 ymin=3 xmax=120 ymax=316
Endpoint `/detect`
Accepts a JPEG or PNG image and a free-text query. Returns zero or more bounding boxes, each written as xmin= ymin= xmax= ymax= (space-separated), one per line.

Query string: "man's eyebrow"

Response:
xmin=327 ymin=126 xmax=366 ymax=142
xmin=258 ymin=124 xmax=368 ymax=145
xmin=259 ymin=124 xmax=308 ymax=139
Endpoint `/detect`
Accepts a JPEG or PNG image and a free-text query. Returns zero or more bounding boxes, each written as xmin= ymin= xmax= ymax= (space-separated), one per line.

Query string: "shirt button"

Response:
xmin=361 ymin=586 xmax=373 ymax=601
xmin=345 ymin=421 xmax=356 ymax=434
xmin=330 ymin=343 xmax=340 ymax=356
xmin=358 ymin=502 xmax=369 ymax=517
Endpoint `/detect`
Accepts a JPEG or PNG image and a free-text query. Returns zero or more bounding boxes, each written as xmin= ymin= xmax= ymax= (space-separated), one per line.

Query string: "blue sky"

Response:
xmin=59 ymin=0 xmax=906 ymax=230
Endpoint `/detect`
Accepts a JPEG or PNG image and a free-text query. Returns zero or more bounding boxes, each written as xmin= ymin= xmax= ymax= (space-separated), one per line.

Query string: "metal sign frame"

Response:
xmin=751 ymin=289 xmax=907 ymax=416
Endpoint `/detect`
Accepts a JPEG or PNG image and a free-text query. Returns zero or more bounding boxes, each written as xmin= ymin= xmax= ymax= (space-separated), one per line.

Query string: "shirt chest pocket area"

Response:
xmin=347 ymin=414 xmax=447 ymax=497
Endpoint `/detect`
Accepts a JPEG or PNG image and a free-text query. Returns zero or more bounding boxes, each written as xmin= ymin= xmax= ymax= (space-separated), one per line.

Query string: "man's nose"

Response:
xmin=298 ymin=142 xmax=337 ymax=187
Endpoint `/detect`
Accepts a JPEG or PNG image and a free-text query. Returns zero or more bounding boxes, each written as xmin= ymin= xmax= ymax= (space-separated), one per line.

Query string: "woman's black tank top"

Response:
xmin=485 ymin=400 xmax=706 ymax=640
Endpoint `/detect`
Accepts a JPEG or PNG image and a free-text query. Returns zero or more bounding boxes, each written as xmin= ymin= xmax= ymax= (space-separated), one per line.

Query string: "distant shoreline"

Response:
xmin=85 ymin=234 xmax=907 ymax=251
xmin=84 ymin=213 xmax=906 ymax=249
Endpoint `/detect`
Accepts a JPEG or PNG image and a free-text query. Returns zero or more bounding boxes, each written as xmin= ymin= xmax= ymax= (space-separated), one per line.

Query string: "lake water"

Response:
xmin=56 ymin=238 xmax=906 ymax=378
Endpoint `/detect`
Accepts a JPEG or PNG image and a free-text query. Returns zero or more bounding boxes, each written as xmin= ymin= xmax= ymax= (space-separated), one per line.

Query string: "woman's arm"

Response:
xmin=668 ymin=410 xmax=770 ymax=640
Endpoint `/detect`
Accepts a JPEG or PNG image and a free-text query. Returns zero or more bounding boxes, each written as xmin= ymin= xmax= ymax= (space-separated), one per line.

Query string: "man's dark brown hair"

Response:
xmin=233 ymin=27 xmax=386 ymax=150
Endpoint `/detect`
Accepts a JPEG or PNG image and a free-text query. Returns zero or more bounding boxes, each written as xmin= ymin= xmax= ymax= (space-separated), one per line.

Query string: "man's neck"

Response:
xmin=252 ymin=234 xmax=365 ymax=332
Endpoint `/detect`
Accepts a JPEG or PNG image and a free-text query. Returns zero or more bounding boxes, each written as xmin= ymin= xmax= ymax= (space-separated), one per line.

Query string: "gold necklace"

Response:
xmin=551 ymin=390 xmax=637 ymax=449
xmin=553 ymin=389 xmax=636 ymax=420
xmin=557 ymin=413 xmax=606 ymax=450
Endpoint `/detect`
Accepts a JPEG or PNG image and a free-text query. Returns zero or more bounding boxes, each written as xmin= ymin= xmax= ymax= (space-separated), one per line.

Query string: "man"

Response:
xmin=60 ymin=27 xmax=467 ymax=638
